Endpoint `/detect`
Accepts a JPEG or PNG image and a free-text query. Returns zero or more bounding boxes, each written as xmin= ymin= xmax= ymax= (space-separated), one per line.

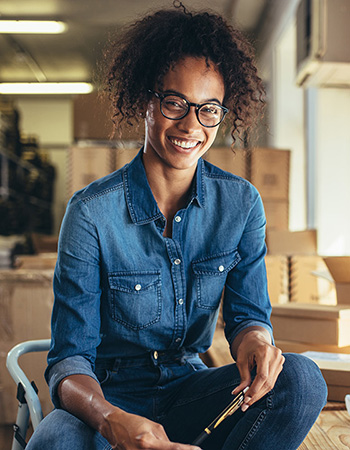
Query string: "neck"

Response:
xmin=142 ymin=151 xmax=197 ymax=226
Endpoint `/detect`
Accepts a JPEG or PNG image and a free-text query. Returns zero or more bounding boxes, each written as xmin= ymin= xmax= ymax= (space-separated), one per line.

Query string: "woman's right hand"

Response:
xmin=59 ymin=374 xmax=199 ymax=449
xmin=104 ymin=408 xmax=201 ymax=450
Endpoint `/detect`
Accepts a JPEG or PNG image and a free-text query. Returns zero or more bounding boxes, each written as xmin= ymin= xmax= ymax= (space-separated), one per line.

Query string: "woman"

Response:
xmin=27 ymin=3 xmax=327 ymax=449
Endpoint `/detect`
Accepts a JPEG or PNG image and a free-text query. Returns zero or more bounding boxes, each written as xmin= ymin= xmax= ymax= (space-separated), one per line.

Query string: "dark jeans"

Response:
xmin=27 ymin=352 xmax=327 ymax=450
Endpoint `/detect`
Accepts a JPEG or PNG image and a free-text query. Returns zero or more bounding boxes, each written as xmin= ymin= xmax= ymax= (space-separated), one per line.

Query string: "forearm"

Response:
xmin=58 ymin=374 xmax=126 ymax=444
xmin=230 ymin=325 xmax=272 ymax=361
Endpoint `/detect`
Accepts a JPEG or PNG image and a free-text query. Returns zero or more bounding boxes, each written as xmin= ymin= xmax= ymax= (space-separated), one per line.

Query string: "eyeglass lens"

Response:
xmin=161 ymin=95 xmax=224 ymax=127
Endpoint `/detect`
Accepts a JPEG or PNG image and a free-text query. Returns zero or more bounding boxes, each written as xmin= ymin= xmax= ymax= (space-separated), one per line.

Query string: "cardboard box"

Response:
xmin=301 ymin=352 xmax=350 ymax=402
xmin=250 ymin=148 xmax=290 ymax=201
xmin=14 ymin=253 xmax=57 ymax=270
xmin=31 ymin=233 xmax=58 ymax=253
xmin=290 ymin=255 xmax=336 ymax=305
xmin=204 ymin=147 xmax=248 ymax=179
xmin=115 ymin=148 xmax=140 ymax=171
xmin=265 ymin=255 xmax=289 ymax=304
xmin=0 ymin=269 xmax=54 ymax=424
xmin=201 ymin=326 xmax=233 ymax=368
xmin=271 ymin=303 xmax=350 ymax=347
xmin=324 ymin=257 xmax=350 ymax=305
xmin=263 ymin=200 xmax=289 ymax=230
xmin=68 ymin=145 xmax=115 ymax=198
xmin=74 ymin=92 xmax=114 ymax=141
xmin=266 ymin=229 xmax=317 ymax=255
xmin=275 ymin=339 xmax=350 ymax=355
xmin=73 ymin=92 xmax=143 ymax=141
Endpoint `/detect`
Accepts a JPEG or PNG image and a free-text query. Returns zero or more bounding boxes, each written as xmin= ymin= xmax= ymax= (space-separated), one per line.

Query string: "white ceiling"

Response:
xmin=0 ymin=0 xmax=269 ymax=83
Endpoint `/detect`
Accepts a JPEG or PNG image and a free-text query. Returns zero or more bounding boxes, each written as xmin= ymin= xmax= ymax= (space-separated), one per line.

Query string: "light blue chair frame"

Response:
xmin=6 ymin=339 xmax=51 ymax=450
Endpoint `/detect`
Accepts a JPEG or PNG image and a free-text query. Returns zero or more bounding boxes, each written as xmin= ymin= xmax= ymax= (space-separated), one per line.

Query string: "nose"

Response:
xmin=177 ymin=106 xmax=201 ymax=133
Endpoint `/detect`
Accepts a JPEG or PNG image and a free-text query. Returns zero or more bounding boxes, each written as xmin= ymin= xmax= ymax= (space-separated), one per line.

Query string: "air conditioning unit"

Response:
xmin=296 ymin=0 xmax=350 ymax=88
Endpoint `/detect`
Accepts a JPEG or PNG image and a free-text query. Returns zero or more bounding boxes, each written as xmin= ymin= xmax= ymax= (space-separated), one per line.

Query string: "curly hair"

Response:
xmin=102 ymin=1 xmax=265 ymax=143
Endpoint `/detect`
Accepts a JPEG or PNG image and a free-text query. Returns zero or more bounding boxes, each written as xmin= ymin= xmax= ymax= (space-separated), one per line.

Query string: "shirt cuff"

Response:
xmin=225 ymin=320 xmax=274 ymax=348
xmin=45 ymin=355 xmax=99 ymax=409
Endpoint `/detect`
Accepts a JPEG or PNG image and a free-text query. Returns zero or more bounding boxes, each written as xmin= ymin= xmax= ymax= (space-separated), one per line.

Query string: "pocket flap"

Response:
xmin=192 ymin=250 xmax=241 ymax=276
xmin=108 ymin=271 xmax=161 ymax=293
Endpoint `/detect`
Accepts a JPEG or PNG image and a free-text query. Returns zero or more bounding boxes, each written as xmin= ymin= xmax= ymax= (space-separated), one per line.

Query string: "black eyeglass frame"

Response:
xmin=148 ymin=90 xmax=229 ymax=128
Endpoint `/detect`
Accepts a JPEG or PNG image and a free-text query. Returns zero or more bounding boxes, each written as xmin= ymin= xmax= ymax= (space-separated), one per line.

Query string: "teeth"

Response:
xmin=171 ymin=138 xmax=198 ymax=149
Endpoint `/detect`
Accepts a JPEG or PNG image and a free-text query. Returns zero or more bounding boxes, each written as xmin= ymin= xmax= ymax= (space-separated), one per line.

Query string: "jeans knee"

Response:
xmin=26 ymin=409 xmax=96 ymax=450
xmin=278 ymin=353 xmax=328 ymax=411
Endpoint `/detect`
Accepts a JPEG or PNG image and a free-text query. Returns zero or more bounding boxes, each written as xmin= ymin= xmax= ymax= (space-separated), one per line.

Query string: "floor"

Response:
xmin=298 ymin=402 xmax=350 ymax=450
xmin=0 ymin=403 xmax=349 ymax=449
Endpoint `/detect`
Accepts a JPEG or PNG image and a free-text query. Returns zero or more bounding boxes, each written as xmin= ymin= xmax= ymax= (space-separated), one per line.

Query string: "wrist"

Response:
xmin=99 ymin=404 xmax=128 ymax=444
xmin=231 ymin=326 xmax=272 ymax=359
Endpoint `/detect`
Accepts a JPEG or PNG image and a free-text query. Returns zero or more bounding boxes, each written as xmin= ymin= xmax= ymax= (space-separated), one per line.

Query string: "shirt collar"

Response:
xmin=123 ymin=149 xmax=205 ymax=225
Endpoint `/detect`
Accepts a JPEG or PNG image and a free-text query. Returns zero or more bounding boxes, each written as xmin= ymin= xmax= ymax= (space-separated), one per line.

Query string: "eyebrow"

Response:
xmin=162 ymin=89 xmax=223 ymax=105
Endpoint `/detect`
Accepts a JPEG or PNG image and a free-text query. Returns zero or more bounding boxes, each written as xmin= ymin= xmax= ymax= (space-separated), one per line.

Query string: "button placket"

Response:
xmin=164 ymin=238 xmax=185 ymax=348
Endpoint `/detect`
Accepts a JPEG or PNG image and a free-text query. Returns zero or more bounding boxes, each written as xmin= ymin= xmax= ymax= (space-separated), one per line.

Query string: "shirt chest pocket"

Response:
xmin=108 ymin=271 xmax=162 ymax=330
xmin=192 ymin=250 xmax=241 ymax=310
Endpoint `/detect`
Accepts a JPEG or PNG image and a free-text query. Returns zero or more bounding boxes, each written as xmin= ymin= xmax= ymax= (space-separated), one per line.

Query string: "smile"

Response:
xmin=169 ymin=137 xmax=200 ymax=149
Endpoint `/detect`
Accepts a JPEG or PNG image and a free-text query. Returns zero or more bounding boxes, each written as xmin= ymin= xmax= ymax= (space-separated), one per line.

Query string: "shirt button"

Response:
xmin=153 ymin=351 xmax=158 ymax=359
xmin=134 ymin=284 xmax=142 ymax=291
xmin=178 ymin=298 xmax=184 ymax=305
xmin=174 ymin=258 xmax=181 ymax=265
xmin=218 ymin=265 xmax=225 ymax=272
xmin=174 ymin=216 xmax=181 ymax=223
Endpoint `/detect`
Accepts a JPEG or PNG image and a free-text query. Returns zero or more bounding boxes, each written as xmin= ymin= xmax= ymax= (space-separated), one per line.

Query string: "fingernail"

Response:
xmin=241 ymin=396 xmax=251 ymax=412
xmin=241 ymin=403 xmax=250 ymax=412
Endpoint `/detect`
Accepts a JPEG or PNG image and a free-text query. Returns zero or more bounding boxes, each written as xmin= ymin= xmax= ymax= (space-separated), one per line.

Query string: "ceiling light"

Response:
xmin=0 ymin=82 xmax=93 ymax=95
xmin=0 ymin=20 xmax=67 ymax=34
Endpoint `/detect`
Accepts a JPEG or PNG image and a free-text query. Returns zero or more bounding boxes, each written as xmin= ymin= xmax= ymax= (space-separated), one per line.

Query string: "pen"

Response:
xmin=192 ymin=387 xmax=249 ymax=446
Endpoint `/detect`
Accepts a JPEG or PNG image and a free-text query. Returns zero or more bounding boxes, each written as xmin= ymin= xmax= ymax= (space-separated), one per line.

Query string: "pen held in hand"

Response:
xmin=192 ymin=387 xmax=249 ymax=446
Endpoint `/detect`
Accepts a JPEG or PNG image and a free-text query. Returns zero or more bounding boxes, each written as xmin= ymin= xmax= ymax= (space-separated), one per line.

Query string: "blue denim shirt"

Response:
xmin=46 ymin=149 xmax=272 ymax=407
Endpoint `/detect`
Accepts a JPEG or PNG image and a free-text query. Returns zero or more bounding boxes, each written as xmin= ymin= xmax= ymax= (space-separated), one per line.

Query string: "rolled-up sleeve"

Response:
xmin=45 ymin=355 xmax=99 ymax=409
xmin=223 ymin=193 xmax=273 ymax=346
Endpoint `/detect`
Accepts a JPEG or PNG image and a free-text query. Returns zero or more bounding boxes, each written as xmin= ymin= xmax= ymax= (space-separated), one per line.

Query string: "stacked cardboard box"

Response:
xmin=301 ymin=352 xmax=350 ymax=402
xmin=324 ymin=257 xmax=350 ymax=305
xmin=0 ymin=268 xmax=54 ymax=424
xmin=73 ymin=92 xmax=143 ymax=141
xmin=67 ymin=145 xmax=115 ymax=198
xmin=115 ymin=148 xmax=140 ymax=171
xmin=265 ymin=255 xmax=289 ymax=304
xmin=250 ymin=148 xmax=290 ymax=230
xmin=289 ymin=255 xmax=336 ymax=304
xmin=267 ymin=230 xmax=350 ymax=400
xmin=266 ymin=229 xmax=337 ymax=305
xmin=203 ymin=147 xmax=248 ymax=179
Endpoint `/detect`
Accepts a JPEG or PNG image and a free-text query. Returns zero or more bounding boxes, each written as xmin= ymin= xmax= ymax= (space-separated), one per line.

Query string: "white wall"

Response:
xmin=314 ymin=88 xmax=350 ymax=255
xmin=258 ymin=0 xmax=350 ymax=255
xmin=16 ymin=98 xmax=73 ymax=235
xmin=259 ymin=0 xmax=307 ymax=231
xmin=273 ymin=20 xmax=306 ymax=230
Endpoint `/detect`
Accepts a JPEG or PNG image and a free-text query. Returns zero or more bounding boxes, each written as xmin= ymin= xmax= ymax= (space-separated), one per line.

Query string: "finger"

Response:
xmin=231 ymin=359 xmax=252 ymax=396
xmin=242 ymin=351 xmax=285 ymax=411
xmin=247 ymin=353 xmax=270 ymax=401
xmin=135 ymin=433 xmax=202 ymax=449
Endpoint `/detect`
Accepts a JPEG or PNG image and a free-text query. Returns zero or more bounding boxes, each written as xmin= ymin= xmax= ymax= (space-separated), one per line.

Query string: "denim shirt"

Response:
xmin=46 ymin=149 xmax=273 ymax=407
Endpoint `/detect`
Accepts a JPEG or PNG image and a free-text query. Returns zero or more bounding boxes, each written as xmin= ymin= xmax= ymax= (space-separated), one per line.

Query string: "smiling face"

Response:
xmin=143 ymin=56 xmax=225 ymax=175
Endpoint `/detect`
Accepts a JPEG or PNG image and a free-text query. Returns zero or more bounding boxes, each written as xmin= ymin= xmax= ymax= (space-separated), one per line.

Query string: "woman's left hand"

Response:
xmin=231 ymin=326 xmax=285 ymax=411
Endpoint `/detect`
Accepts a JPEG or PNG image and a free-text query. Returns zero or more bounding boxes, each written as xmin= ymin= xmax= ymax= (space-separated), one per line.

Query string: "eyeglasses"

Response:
xmin=148 ymin=90 xmax=229 ymax=128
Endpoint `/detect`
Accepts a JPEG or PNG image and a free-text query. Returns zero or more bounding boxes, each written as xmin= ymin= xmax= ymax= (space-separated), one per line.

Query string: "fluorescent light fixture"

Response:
xmin=0 ymin=82 xmax=93 ymax=95
xmin=0 ymin=20 xmax=67 ymax=34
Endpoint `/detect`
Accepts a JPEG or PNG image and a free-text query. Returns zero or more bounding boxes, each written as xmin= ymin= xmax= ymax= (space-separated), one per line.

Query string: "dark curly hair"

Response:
xmin=102 ymin=1 xmax=265 ymax=143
